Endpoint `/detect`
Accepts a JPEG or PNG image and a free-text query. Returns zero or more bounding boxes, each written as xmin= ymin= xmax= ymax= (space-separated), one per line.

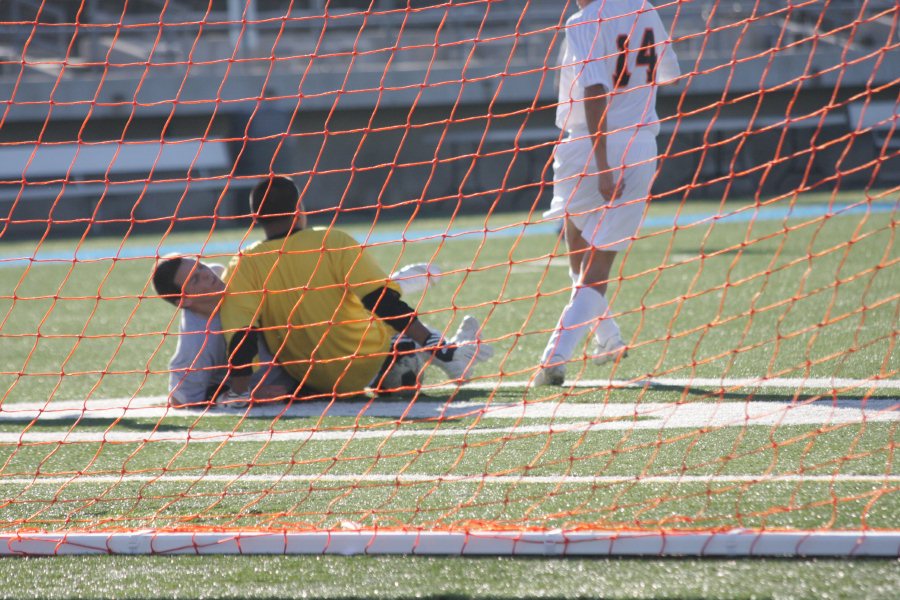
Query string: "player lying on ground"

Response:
xmin=153 ymin=258 xmax=441 ymax=407
xmin=154 ymin=258 xmax=291 ymax=406
xmin=534 ymin=0 xmax=680 ymax=386
xmin=152 ymin=177 xmax=492 ymax=405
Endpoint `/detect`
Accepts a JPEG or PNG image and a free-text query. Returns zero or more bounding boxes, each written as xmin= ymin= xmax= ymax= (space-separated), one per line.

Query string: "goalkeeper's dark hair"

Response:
xmin=152 ymin=256 xmax=184 ymax=306
xmin=250 ymin=176 xmax=303 ymax=221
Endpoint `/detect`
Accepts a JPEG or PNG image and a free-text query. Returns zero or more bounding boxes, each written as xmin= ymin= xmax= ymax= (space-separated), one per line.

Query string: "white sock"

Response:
xmin=591 ymin=289 xmax=621 ymax=343
xmin=541 ymin=286 xmax=609 ymax=365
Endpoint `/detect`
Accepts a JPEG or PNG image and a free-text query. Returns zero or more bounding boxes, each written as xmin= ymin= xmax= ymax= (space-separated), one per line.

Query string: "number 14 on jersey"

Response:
xmin=614 ymin=28 xmax=658 ymax=87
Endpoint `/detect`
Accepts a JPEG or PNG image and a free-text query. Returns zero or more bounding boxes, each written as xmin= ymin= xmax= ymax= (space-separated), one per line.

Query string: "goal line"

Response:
xmin=3 ymin=529 xmax=899 ymax=557
xmin=2 ymin=473 xmax=897 ymax=486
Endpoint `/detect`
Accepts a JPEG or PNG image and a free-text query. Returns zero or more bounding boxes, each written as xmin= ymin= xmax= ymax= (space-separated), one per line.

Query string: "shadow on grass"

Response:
xmin=648 ymin=382 xmax=900 ymax=406
xmin=2 ymin=417 xmax=187 ymax=432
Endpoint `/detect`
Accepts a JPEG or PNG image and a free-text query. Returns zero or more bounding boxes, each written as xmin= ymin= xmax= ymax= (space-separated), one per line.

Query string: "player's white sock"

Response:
xmin=591 ymin=288 xmax=621 ymax=343
xmin=540 ymin=285 xmax=608 ymax=365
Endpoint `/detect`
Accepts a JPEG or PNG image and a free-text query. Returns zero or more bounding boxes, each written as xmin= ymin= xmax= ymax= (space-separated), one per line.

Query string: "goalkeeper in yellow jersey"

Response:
xmin=153 ymin=256 xmax=444 ymax=406
xmin=218 ymin=176 xmax=493 ymax=399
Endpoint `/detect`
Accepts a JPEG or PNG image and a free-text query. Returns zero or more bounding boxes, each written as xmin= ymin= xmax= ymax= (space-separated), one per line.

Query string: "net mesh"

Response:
xmin=0 ymin=0 xmax=897 ymax=549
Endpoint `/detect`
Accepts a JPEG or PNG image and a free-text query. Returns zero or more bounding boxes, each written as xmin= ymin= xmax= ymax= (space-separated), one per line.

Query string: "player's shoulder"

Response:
xmin=280 ymin=226 xmax=352 ymax=248
xmin=240 ymin=238 xmax=266 ymax=255
xmin=590 ymin=0 xmax=660 ymax=20
xmin=226 ymin=239 xmax=266 ymax=282
xmin=566 ymin=8 xmax=584 ymax=27
xmin=316 ymin=226 xmax=362 ymax=249
xmin=309 ymin=225 xmax=338 ymax=238
xmin=566 ymin=3 xmax=592 ymax=28
xmin=568 ymin=0 xmax=653 ymax=27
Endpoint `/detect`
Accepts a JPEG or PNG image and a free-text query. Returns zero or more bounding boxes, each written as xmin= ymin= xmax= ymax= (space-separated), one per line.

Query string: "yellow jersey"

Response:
xmin=220 ymin=227 xmax=400 ymax=394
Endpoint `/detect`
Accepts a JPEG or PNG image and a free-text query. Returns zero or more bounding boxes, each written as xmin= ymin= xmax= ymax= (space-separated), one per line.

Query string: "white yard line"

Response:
xmin=471 ymin=377 xmax=900 ymax=391
xmin=0 ymin=473 xmax=898 ymax=486
xmin=4 ymin=397 xmax=898 ymax=422
xmin=0 ymin=376 xmax=896 ymax=425
xmin=6 ymin=528 xmax=900 ymax=557
xmin=0 ymin=398 xmax=895 ymax=443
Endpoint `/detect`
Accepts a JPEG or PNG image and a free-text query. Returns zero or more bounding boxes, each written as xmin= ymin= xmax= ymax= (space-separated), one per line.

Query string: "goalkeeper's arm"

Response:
xmin=361 ymin=287 xmax=451 ymax=357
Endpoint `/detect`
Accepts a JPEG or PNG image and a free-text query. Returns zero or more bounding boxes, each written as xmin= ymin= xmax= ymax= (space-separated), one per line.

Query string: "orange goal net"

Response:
xmin=0 ymin=0 xmax=897 ymax=556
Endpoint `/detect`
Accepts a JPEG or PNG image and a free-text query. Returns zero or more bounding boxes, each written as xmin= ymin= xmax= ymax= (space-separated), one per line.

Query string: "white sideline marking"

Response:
xmin=3 ymin=529 xmax=900 ymax=557
xmin=0 ymin=378 xmax=900 ymax=424
xmin=0 ymin=473 xmax=897 ymax=486
xmin=0 ymin=398 xmax=896 ymax=443
xmin=1 ymin=376 xmax=897 ymax=424
xmin=0 ymin=374 xmax=896 ymax=422
xmin=475 ymin=377 xmax=900 ymax=391
xmin=4 ymin=396 xmax=898 ymax=422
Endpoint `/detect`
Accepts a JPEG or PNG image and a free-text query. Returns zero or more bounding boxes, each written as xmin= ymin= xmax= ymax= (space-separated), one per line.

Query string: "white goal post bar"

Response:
xmin=2 ymin=530 xmax=899 ymax=557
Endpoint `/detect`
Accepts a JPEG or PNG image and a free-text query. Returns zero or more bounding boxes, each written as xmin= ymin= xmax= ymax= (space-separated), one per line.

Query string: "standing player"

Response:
xmin=534 ymin=0 xmax=680 ymax=385
xmin=219 ymin=176 xmax=493 ymax=398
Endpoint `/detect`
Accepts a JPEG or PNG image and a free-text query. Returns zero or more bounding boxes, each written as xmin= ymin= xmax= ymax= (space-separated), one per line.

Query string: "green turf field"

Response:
xmin=0 ymin=189 xmax=897 ymax=596
xmin=3 ymin=554 xmax=900 ymax=599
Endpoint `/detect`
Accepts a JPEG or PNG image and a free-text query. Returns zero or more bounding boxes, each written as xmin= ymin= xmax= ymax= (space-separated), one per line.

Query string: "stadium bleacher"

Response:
xmin=0 ymin=0 xmax=896 ymax=236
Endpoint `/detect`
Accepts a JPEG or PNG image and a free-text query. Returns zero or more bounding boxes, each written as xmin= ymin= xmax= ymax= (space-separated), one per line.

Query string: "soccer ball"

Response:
xmin=376 ymin=338 xmax=425 ymax=394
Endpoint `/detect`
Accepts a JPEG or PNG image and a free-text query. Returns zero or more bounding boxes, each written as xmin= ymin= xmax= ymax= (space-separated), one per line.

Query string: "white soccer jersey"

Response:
xmin=556 ymin=0 xmax=680 ymax=136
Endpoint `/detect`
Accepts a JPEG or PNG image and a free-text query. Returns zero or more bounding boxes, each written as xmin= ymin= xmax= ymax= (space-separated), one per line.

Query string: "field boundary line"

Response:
xmin=0 ymin=397 xmax=897 ymax=443
xmin=1 ymin=473 xmax=898 ymax=486
xmin=2 ymin=376 xmax=898 ymax=417
xmin=3 ymin=529 xmax=900 ymax=557
xmin=476 ymin=377 xmax=900 ymax=391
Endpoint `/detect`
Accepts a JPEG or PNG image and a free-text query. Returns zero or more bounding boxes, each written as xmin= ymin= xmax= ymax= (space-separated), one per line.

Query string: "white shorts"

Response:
xmin=545 ymin=131 xmax=657 ymax=251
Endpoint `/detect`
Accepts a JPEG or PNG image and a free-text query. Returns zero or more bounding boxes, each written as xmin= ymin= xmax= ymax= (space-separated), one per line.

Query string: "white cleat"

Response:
xmin=434 ymin=316 xmax=495 ymax=382
xmin=531 ymin=364 xmax=566 ymax=387
xmin=592 ymin=335 xmax=628 ymax=366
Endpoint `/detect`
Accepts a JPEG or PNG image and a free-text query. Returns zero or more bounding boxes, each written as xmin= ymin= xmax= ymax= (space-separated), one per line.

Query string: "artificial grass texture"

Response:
xmin=0 ymin=190 xmax=896 ymax=595
xmin=0 ymin=417 xmax=895 ymax=530
xmin=1 ymin=191 xmax=895 ymax=402
xmin=1 ymin=555 xmax=899 ymax=599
